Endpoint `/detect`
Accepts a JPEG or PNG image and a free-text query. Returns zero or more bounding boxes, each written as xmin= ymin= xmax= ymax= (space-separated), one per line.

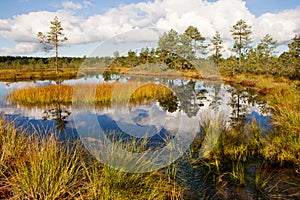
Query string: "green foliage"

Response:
xmin=256 ymin=34 xmax=277 ymax=74
xmin=183 ymin=25 xmax=206 ymax=57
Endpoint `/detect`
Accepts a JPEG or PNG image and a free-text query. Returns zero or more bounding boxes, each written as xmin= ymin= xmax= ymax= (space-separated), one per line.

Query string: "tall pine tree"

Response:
xmin=38 ymin=16 xmax=68 ymax=73
xmin=209 ymin=31 xmax=223 ymax=68
xmin=231 ymin=19 xmax=252 ymax=72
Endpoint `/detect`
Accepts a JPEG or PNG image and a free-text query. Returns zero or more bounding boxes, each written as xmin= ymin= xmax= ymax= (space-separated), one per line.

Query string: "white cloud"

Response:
xmin=0 ymin=42 xmax=40 ymax=55
xmin=0 ymin=0 xmax=299 ymax=55
xmin=62 ymin=1 xmax=83 ymax=10
xmin=254 ymin=7 xmax=300 ymax=42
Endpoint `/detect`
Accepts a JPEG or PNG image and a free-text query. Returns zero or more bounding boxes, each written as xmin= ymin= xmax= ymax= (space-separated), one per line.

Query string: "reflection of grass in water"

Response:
xmin=7 ymin=82 xmax=174 ymax=108
xmin=0 ymin=117 xmax=182 ymax=199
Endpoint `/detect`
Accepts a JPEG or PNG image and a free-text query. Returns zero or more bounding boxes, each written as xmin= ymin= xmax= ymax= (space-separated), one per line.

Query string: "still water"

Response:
xmin=0 ymin=73 xmax=272 ymax=143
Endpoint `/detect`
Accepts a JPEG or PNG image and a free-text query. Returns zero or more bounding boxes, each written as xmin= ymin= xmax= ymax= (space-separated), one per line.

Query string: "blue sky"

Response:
xmin=0 ymin=0 xmax=299 ymax=57
xmin=1 ymin=0 xmax=299 ymax=18
xmin=0 ymin=0 xmax=147 ymax=18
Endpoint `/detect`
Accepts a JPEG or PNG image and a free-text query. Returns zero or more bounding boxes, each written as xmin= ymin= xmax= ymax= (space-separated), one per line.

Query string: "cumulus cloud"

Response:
xmin=1 ymin=42 xmax=40 ymax=55
xmin=254 ymin=7 xmax=300 ymax=42
xmin=0 ymin=0 xmax=299 ymax=55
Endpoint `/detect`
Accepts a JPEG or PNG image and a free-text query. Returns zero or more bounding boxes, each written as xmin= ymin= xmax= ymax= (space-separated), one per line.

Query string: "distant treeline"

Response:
xmin=0 ymin=56 xmax=84 ymax=69
xmin=1 ymin=21 xmax=299 ymax=79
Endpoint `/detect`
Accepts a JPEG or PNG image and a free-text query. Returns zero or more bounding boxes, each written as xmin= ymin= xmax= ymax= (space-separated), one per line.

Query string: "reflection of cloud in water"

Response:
xmin=92 ymin=100 xmax=228 ymax=140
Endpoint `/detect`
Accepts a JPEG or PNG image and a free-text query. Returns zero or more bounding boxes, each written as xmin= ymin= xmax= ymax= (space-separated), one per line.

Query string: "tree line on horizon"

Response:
xmin=0 ymin=19 xmax=299 ymax=79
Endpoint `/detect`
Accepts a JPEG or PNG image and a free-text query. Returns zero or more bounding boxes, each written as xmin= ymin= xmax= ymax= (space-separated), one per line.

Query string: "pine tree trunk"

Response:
xmin=56 ymin=45 xmax=58 ymax=73
xmin=239 ymin=34 xmax=242 ymax=70
xmin=55 ymin=34 xmax=58 ymax=73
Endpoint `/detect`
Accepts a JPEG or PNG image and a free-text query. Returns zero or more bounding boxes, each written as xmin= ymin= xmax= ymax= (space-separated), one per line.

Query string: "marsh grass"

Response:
xmin=0 ymin=117 xmax=183 ymax=199
xmin=0 ymin=118 xmax=28 ymax=171
xmin=83 ymin=162 xmax=181 ymax=200
xmin=8 ymin=82 xmax=174 ymax=108
xmin=0 ymin=117 xmax=28 ymax=198
xmin=80 ymin=133 xmax=182 ymax=199
xmin=7 ymin=134 xmax=82 ymax=199
xmin=262 ymin=80 xmax=300 ymax=166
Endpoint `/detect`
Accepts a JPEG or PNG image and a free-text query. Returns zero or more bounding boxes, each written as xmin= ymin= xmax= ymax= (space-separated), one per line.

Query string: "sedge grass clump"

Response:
xmin=0 ymin=117 xmax=28 ymax=174
xmin=0 ymin=116 xmax=28 ymax=199
xmin=8 ymin=135 xmax=82 ymax=199
xmin=7 ymin=84 xmax=72 ymax=106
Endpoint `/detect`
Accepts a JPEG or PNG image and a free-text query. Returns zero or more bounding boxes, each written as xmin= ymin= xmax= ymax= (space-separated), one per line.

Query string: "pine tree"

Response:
xmin=210 ymin=31 xmax=223 ymax=68
xmin=183 ymin=26 xmax=206 ymax=57
xmin=288 ymin=35 xmax=300 ymax=78
xmin=257 ymin=34 xmax=277 ymax=74
xmin=231 ymin=19 xmax=252 ymax=71
xmin=38 ymin=16 xmax=68 ymax=73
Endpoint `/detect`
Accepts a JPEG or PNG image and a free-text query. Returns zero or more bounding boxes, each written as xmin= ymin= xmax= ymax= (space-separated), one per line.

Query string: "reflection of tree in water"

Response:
xmin=127 ymin=77 xmax=202 ymax=117
xmin=228 ymin=85 xmax=248 ymax=127
xmin=114 ymin=74 xmax=269 ymax=122
xmin=208 ymin=82 xmax=222 ymax=112
xmin=227 ymin=85 xmax=267 ymax=127
xmin=42 ymin=104 xmax=71 ymax=133
xmin=103 ymin=71 xmax=122 ymax=81
xmin=158 ymin=92 xmax=178 ymax=113
xmin=168 ymin=80 xmax=200 ymax=118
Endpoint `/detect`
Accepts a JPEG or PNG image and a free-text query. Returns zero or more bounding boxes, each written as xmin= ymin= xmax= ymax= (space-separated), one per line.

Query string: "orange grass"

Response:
xmin=7 ymin=82 xmax=173 ymax=108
